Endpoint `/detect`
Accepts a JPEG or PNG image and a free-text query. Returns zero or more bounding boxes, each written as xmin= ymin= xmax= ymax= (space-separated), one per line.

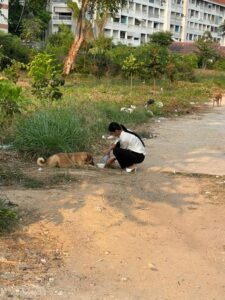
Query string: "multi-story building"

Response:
xmin=47 ymin=0 xmax=76 ymax=36
xmin=0 ymin=0 xmax=8 ymax=33
xmin=47 ymin=0 xmax=225 ymax=46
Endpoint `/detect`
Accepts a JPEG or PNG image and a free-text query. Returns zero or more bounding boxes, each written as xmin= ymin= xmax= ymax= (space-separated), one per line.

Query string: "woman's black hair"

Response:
xmin=108 ymin=122 xmax=145 ymax=147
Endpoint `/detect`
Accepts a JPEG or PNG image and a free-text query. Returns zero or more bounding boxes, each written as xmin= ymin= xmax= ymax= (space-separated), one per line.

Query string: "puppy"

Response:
xmin=37 ymin=152 xmax=94 ymax=168
xmin=144 ymin=99 xmax=155 ymax=108
xmin=213 ymin=93 xmax=222 ymax=107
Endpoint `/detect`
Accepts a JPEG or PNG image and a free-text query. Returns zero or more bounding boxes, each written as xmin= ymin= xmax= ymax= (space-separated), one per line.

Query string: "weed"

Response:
xmin=0 ymin=194 xmax=19 ymax=233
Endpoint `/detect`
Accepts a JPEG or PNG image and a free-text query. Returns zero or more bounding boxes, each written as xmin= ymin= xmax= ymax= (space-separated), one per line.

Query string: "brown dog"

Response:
xmin=37 ymin=152 xmax=94 ymax=168
xmin=213 ymin=93 xmax=222 ymax=107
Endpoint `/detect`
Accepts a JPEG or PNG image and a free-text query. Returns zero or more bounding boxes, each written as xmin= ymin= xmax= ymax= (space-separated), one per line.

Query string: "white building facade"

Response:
xmin=0 ymin=0 xmax=8 ymax=33
xmin=47 ymin=0 xmax=225 ymax=46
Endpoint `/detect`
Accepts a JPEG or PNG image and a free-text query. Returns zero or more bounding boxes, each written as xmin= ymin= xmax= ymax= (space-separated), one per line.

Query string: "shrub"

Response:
xmin=28 ymin=52 xmax=64 ymax=101
xmin=3 ymin=59 xmax=25 ymax=83
xmin=214 ymin=58 xmax=225 ymax=71
xmin=0 ymin=196 xmax=19 ymax=233
xmin=46 ymin=24 xmax=74 ymax=65
xmin=0 ymin=80 xmax=25 ymax=126
xmin=0 ymin=32 xmax=30 ymax=69
xmin=13 ymin=104 xmax=150 ymax=157
xmin=13 ymin=107 xmax=95 ymax=156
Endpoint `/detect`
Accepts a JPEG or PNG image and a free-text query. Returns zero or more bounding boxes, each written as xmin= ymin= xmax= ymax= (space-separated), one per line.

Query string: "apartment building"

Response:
xmin=47 ymin=0 xmax=76 ymax=36
xmin=0 ymin=0 xmax=8 ymax=33
xmin=47 ymin=0 xmax=225 ymax=46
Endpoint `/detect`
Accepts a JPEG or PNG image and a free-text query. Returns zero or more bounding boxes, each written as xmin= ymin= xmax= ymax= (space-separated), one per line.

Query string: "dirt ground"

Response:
xmin=1 ymin=104 xmax=225 ymax=300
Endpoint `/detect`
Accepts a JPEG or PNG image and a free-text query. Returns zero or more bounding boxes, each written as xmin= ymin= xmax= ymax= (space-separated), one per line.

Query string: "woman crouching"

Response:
xmin=105 ymin=122 xmax=146 ymax=173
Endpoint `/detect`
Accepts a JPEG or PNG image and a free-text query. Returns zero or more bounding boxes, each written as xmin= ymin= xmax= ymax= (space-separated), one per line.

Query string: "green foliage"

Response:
xmin=3 ymin=59 xmax=25 ymax=83
xmin=213 ymin=58 xmax=225 ymax=71
xmin=13 ymin=103 xmax=149 ymax=157
xmin=0 ymin=196 xmax=19 ymax=233
xmin=122 ymin=54 xmax=140 ymax=89
xmin=0 ymin=32 xmax=30 ymax=69
xmin=195 ymin=31 xmax=220 ymax=69
xmin=0 ymin=80 xmax=25 ymax=126
xmin=106 ymin=44 xmax=134 ymax=75
xmin=67 ymin=0 xmax=80 ymax=19
xmin=87 ymin=0 xmax=128 ymax=17
xmin=181 ymin=54 xmax=198 ymax=69
xmin=13 ymin=107 xmax=97 ymax=156
xmin=46 ymin=25 xmax=74 ymax=64
xmin=21 ymin=18 xmax=44 ymax=43
xmin=137 ymin=43 xmax=169 ymax=86
xmin=88 ymin=36 xmax=113 ymax=77
xmin=28 ymin=53 xmax=64 ymax=101
xmin=149 ymin=31 xmax=173 ymax=47
xmin=165 ymin=54 xmax=195 ymax=82
xmin=219 ymin=20 xmax=225 ymax=37
xmin=9 ymin=0 xmax=50 ymax=38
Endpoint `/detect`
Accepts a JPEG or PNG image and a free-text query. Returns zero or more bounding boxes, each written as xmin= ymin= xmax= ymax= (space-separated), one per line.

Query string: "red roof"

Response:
xmin=211 ymin=0 xmax=225 ymax=5
xmin=169 ymin=42 xmax=225 ymax=56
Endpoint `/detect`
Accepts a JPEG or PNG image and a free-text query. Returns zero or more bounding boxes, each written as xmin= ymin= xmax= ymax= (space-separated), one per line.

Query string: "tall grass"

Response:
xmin=13 ymin=103 xmax=150 ymax=156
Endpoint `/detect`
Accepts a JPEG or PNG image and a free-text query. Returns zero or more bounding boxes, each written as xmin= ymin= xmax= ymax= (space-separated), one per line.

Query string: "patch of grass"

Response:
xmin=0 ymin=166 xmax=23 ymax=186
xmin=0 ymin=195 xmax=19 ymax=233
xmin=22 ymin=178 xmax=44 ymax=189
xmin=48 ymin=173 xmax=77 ymax=185
xmin=13 ymin=103 xmax=150 ymax=157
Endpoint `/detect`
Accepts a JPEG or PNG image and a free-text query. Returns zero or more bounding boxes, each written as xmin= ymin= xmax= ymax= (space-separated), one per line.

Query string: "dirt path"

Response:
xmin=1 ymin=105 xmax=225 ymax=300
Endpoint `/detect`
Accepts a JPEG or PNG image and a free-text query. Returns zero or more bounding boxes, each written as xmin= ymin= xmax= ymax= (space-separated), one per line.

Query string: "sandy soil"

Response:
xmin=1 ymin=105 xmax=225 ymax=300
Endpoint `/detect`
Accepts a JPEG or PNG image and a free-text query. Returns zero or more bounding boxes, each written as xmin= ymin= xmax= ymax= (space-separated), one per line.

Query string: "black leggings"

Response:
xmin=113 ymin=147 xmax=145 ymax=169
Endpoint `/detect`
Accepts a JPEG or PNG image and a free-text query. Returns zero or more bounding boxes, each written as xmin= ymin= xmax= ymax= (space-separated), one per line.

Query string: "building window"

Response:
xmin=175 ymin=25 xmax=179 ymax=32
xmin=121 ymin=15 xmax=127 ymax=24
xmin=120 ymin=31 xmax=126 ymax=39
xmin=113 ymin=17 xmax=120 ymax=23
xmin=135 ymin=18 xmax=141 ymax=26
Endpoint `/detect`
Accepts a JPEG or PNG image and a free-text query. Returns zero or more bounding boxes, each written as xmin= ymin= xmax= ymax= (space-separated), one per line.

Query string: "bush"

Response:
xmin=0 ymin=32 xmax=30 ymax=69
xmin=214 ymin=58 xmax=225 ymax=71
xmin=3 ymin=59 xmax=25 ymax=83
xmin=0 ymin=80 xmax=25 ymax=126
xmin=46 ymin=24 xmax=74 ymax=65
xmin=28 ymin=52 xmax=64 ymax=101
xmin=13 ymin=107 xmax=95 ymax=156
xmin=13 ymin=104 xmax=150 ymax=157
xmin=0 ymin=196 xmax=19 ymax=233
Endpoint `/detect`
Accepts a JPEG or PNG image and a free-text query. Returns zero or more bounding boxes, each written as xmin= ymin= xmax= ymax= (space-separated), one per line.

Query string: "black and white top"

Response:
xmin=114 ymin=131 xmax=146 ymax=155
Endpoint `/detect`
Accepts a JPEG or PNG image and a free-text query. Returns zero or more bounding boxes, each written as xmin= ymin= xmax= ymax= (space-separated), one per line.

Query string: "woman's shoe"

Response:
xmin=125 ymin=167 xmax=137 ymax=173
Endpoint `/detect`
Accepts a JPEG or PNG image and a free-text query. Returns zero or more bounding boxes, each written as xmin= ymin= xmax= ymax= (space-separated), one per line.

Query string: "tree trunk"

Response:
xmin=63 ymin=35 xmax=84 ymax=75
xmin=63 ymin=0 xmax=89 ymax=75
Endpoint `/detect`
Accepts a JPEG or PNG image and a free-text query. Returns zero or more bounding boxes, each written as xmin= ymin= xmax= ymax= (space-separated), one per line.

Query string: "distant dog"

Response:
xmin=144 ymin=99 xmax=155 ymax=108
xmin=212 ymin=93 xmax=222 ymax=107
xmin=37 ymin=152 xmax=94 ymax=168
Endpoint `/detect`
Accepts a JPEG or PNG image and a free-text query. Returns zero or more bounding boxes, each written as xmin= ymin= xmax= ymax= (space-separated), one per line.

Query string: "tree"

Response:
xmin=149 ymin=31 xmax=173 ymax=47
xmin=21 ymin=18 xmax=43 ymax=43
xmin=8 ymin=0 xmax=50 ymax=40
xmin=63 ymin=0 xmax=128 ymax=75
xmin=219 ymin=21 xmax=225 ymax=37
xmin=195 ymin=31 xmax=219 ymax=69
xmin=122 ymin=54 xmax=140 ymax=90
xmin=46 ymin=24 xmax=74 ymax=65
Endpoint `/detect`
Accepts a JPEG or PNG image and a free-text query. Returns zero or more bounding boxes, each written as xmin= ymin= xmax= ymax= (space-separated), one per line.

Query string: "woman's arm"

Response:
xmin=105 ymin=143 xmax=116 ymax=155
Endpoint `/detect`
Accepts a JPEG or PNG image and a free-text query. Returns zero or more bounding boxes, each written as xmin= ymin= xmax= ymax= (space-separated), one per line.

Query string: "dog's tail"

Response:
xmin=37 ymin=157 xmax=46 ymax=166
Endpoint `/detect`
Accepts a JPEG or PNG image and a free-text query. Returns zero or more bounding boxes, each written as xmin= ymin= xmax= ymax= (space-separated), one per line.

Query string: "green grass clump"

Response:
xmin=0 ymin=197 xmax=19 ymax=233
xmin=13 ymin=104 xmax=150 ymax=157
